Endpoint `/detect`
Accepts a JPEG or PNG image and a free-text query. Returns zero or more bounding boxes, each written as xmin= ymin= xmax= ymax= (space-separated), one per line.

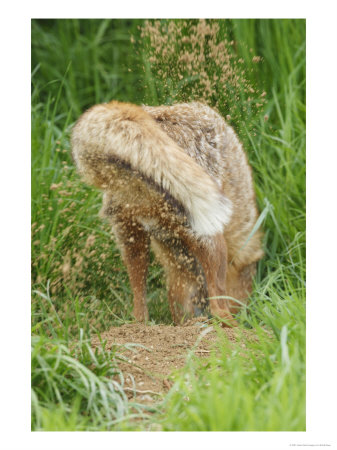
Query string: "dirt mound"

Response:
xmin=91 ymin=320 xmax=255 ymax=405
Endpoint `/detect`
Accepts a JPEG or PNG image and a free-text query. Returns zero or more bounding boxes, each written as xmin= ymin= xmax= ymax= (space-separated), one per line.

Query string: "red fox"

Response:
xmin=71 ymin=100 xmax=263 ymax=326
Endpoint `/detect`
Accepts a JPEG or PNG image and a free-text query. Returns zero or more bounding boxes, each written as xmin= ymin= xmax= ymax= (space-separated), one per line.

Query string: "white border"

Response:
xmin=1 ymin=1 xmax=337 ymax=449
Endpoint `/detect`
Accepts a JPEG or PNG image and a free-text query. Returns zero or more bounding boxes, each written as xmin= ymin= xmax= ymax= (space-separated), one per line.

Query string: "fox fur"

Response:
xmin=71 ymin=100 xmax=263 ymax=325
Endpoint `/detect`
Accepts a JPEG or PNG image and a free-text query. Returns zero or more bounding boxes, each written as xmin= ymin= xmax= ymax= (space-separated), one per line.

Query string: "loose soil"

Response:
xmin=91 ymin=319 xmax=257 ymax=405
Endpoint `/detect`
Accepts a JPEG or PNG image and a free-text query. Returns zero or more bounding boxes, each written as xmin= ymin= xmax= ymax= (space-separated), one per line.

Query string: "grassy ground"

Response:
xmin=31 ymin=19 xmax=306 ymax=431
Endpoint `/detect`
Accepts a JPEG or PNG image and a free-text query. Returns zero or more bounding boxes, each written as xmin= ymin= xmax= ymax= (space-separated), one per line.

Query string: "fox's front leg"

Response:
xmin=114 ymin=216 xmax=150 ymax=322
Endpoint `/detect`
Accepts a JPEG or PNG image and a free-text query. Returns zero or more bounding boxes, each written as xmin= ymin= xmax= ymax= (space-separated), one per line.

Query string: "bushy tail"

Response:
xmin=71 ymin=101 xmax=232 ymax=237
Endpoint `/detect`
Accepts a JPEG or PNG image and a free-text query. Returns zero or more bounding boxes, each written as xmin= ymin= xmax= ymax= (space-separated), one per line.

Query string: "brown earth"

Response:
xmin=91 ymin=319 xmax=257 ymax=405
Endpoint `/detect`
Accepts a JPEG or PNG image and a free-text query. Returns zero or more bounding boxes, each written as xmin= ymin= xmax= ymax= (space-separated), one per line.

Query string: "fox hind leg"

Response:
xmin=113 ymin=215 xmax=150 ymax=322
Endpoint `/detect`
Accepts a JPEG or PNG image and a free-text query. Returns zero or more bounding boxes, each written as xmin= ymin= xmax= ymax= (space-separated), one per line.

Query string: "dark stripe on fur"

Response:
xmin=105 ymin=154 xmax=189 ymax=219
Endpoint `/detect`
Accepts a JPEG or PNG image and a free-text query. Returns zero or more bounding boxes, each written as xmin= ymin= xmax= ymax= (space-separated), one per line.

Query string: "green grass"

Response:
xmin=31 ymin=19 xmax=306 ymax=431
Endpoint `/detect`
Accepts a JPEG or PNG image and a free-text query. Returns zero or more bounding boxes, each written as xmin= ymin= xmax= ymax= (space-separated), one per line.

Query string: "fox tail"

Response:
xmin=71 ymin=101 xmax=232 ymax=237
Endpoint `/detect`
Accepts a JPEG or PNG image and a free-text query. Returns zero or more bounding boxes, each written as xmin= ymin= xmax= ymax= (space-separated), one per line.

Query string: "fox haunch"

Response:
xmin=71 ymin=100 xmax=263 ymax=325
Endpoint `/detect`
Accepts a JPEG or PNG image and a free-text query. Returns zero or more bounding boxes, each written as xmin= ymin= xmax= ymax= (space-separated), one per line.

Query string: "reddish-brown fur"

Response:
xmin=71 ymin=100 xmax=263 ymax=326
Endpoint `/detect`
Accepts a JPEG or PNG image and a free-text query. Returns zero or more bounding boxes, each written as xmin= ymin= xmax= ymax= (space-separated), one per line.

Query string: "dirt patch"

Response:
xmin=91 ymin=319 xmax=256 ymax=405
